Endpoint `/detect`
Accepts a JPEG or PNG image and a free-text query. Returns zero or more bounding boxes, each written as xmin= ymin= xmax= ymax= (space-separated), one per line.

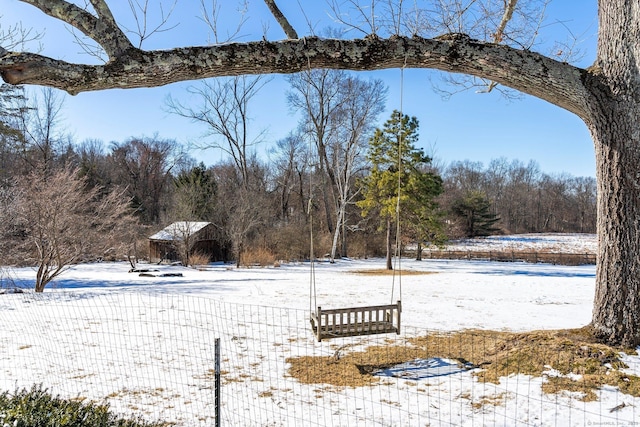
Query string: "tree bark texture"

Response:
xmin=589 ymin=0 xmax=640 ymax=346
xmin=590 ymin=109 xmax=640 ymax=346
xmin=4 ymin=0 xmax=640 ymax=346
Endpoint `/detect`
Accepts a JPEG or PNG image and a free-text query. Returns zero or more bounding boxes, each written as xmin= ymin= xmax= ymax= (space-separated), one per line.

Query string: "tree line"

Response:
xmin=0 ymin=75 xmax=596 ymax=287
xmin=443 ymin=159 xmax=597 ymax=236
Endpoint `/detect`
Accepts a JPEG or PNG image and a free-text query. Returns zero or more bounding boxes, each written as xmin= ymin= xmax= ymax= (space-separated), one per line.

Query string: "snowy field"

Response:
xmin=1 ymin=233 xmax=638 ymax=426
xmin=438 ymin=232 xmax=598 ymax=254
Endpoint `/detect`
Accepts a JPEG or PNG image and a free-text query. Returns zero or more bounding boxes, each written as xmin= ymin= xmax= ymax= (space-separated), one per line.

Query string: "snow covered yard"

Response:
xmin=439 ymin=233 xmax=598 ymax=254
xmin=1 ymin=234 xmax=638 ymax=426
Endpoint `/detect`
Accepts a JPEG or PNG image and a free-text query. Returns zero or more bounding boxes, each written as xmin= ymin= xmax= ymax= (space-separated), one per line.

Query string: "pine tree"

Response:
xmin=173 ymin=162 xmax=218 ymax=221
xmin=0 ymin=84 xmax=26 ymax=134
xmin=357 ymin=110 xmax=443 ymax=269
xmin=0 ymin=84 xmax=28 ymax=180
xmin=452 ymin=190 xmax=501 ymax=237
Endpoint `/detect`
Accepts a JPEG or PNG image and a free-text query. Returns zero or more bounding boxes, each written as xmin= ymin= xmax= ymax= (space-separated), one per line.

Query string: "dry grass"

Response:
xmin=187 ymin=251 xmax=210 ymax=268
xmin=287 ymin=327 xmax=640 ymax=401
xmin=240 ymin=247 xmax=277 ymax=267
xmin=349 ymin=269 xmax=437 ymax=276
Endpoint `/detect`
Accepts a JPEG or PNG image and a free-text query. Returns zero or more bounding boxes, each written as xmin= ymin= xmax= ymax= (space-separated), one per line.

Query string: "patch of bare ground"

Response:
xmin=287 ymin=327 xmax=640 ymax=401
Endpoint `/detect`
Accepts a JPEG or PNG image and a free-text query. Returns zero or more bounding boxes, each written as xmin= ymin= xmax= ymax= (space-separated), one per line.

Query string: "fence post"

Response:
xmin=215 ymin=337 xmax=221 ymax=427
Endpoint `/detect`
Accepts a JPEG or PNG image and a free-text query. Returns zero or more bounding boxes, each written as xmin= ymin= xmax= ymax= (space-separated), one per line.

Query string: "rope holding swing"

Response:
xmin=391 ymin=59 xmax=406 ymax=306
xmin=308 ymin=149 xmax=317 ymax=316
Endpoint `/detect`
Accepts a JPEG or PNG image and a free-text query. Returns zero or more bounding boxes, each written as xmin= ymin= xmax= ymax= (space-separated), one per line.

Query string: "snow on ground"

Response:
xmin=439 ymin=233 xmax=597 ymax=254
xmin=6 ymin=256 xmax=596 ymax=332
xmin=1 ymin=233 xmax=638 ymax=426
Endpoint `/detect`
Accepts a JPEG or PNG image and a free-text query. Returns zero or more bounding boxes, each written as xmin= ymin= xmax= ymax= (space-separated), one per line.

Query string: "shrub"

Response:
xmin=187 ymin=251 xmax=210 ymax=268
xmin=240 ymin=247 xmax=277 ymax=267
xmin=346 ymin=232 xmax=386 ymax=259
xmin=264 ymin=223 xmax=309 ymax=261
xmin=0 ymin=385 xmax=168 ymax=427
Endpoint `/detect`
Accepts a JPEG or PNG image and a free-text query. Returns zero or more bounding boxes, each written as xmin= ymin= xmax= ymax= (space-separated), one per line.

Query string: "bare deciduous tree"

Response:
xmin=328 ymin=75 xmax=387 ymax=260
xmin=10 ymin=167 xmax=135 ymax=292
xmin=165 ymin=75 xmax=269 ymax=188
xmin=76 ymin=138 xmax=111 ymax=190
xmin=270 ymin=132 xmax=308 ymax=223
xmin=287 ymin=69 xmax=386 ymax=259
xmin=14 ymin=87 xmax=67 ymax=174
xmin=2 ymin=0 xmax=640 ymax=346
xmin=212 ymin=160 xmax=271 ymax=267
xmin=108 ymin=136 xmax=184 ymax=224
xmin=288 ymin=68 xmax=344 ymax=235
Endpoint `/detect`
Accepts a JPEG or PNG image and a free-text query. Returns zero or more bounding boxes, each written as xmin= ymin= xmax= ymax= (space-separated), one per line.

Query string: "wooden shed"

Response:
xmin=149 ymin=221 xmax=229 ymax=263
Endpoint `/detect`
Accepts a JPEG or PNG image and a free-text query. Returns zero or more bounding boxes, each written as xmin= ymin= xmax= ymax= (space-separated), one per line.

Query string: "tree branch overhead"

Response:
xmin=0 ymin=34 xmax=592 ymax=121
xmin=263 ymin=0 xmax=298 ymax=39
xmin=21 ymin=0 xmax=133 ymax=58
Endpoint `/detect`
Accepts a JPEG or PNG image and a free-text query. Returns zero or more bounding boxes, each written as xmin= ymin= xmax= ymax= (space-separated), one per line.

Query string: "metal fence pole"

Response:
xmin=215 ymin=337 xmax=221 ymax=427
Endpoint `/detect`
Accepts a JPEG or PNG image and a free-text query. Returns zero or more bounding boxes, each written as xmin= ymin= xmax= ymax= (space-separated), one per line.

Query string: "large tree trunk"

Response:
xmin=591 ymin=111 xmax=640 ymax=346
xmin=341 ymin=219 xmax=348 ymax=258
xmin=320 ymin=175 xmax=335 ymax=235
xmin=590 ymin=0 xmax=640 ymax=347
xmin=386 ymin=218 xmax=393 ymax=270
xmin=330 ymin=203 xmax=344 ymax=262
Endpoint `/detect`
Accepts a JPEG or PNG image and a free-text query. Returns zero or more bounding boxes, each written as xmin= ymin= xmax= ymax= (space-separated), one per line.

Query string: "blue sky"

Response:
xmin=2 ymin=0 xmax=598 ymax=177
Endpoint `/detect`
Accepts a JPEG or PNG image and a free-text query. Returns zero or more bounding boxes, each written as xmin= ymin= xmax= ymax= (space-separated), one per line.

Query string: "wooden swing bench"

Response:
xmin=310 ymin=301 xmax=401 ymax=341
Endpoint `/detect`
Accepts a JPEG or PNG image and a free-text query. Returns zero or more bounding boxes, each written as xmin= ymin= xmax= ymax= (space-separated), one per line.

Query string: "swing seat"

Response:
xmin=310 ymin=301 xmax=401 ymax=341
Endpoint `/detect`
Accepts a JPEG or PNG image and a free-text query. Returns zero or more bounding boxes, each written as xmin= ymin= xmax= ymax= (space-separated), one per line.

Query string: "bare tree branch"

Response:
xmin=263 ymin=0 xmax=298 ymax=39
xmin=20 ymin=0 xmax=133 ymax=58
xmin=480 ymin=0 xmax=519 ymax=93
xmin=89 ymin=0 xmax=121 ymax=32
xmin=328 ymin=0 xmax=379 ymax=36
xmin=0 ymin=19 xmax=43 ymax=51
xmin=199 ymin=0 xmax=249 ymax=44
xmin=123 ymin=0 xmax=178 ymax=49
xmin=493 ymin=0 xmax=518 ymax=43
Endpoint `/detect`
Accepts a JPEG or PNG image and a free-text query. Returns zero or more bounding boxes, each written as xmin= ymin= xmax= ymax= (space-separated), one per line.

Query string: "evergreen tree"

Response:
xmin=0 ymin=84 xmax=28 ymax=180
xmin=357 ymin=110 xmax=443 ymax=269
xmin=173 ymin=162 xmax=218 ymax=221
xmin=406 ymin=201 xmax=447 ymax=261
xmin=452 ymin=190 xmax=501 ymax=237
xmin=0 ymin=84 xmax=26 ymax=134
